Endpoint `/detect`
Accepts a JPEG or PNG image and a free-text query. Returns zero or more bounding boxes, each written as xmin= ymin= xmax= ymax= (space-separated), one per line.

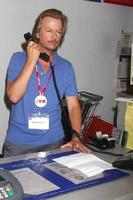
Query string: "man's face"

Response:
xmin=37 ymin=16 xmax=62 ymax=51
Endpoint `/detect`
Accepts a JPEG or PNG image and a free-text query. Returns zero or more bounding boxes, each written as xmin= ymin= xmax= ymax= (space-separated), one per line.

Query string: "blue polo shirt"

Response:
xmin=5 ymin=51 xmax=78 ymax=146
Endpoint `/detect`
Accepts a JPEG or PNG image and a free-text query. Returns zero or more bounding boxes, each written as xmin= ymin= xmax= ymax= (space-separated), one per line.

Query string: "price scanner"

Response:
xmin=0 ymin=168 xmax=24 ymax=199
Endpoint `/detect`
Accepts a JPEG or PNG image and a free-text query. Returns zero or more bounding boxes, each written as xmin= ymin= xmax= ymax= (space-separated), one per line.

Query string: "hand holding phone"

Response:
xmin=24 ymin=32 xmax=50 ymax=62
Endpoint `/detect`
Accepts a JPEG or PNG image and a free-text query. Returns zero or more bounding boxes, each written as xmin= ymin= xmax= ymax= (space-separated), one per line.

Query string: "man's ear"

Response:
xmin=36 ymin=33 xmax=39 ymax=39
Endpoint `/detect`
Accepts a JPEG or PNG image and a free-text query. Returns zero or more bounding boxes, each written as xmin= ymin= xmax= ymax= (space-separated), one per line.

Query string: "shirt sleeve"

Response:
xmin=7 ymin=52 xmax=25 ymax=82
xmin=64 ymin=62 xmax=78 ymax=97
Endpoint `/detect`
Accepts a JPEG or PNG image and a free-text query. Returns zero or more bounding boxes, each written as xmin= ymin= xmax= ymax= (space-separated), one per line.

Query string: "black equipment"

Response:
xmin=88 ymin=131 xmax=115 ymax=150
xmin=0 ymin=168 xmax=24 ymax=199
xmin=112 ymin=150 xmax=133 ymax=171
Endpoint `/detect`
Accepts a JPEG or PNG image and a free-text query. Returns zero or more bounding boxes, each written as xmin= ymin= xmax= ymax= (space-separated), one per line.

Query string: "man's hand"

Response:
xmin=60 ymin=137 xmax=91 ymax=153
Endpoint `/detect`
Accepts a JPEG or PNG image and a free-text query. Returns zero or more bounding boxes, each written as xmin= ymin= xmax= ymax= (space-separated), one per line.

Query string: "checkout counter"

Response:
xmin=0 ymin=145 xmax=133 ymax=200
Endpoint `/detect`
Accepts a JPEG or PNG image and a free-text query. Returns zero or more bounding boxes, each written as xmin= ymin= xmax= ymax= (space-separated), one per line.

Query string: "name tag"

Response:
xmin=28 ymin=113 xmax=49 ymax=130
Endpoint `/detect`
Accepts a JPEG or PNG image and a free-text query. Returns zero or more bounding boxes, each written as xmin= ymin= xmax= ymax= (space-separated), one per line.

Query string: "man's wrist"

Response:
xmin=72 ymin=130 xmax=83 ymax=141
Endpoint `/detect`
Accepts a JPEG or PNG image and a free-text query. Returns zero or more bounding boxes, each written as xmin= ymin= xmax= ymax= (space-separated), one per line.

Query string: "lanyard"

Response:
xmin=35 ymin=64 xmax=53 ymax=96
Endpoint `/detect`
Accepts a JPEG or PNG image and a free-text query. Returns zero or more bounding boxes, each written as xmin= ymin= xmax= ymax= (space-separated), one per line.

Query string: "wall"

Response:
xmin=0 ymin=0 xmax=133 ymax=153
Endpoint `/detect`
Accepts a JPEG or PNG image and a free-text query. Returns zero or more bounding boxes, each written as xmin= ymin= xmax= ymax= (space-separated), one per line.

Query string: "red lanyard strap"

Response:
xmin=35 ymin=65 xmax=53 ymax=96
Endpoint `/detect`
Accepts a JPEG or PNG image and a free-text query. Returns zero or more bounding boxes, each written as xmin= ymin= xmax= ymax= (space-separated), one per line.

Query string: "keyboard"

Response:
xmin=112 ymin=151 xmax=133 ymax=171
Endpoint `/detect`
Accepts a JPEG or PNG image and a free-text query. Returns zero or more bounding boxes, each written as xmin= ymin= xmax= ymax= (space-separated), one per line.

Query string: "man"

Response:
xmin=4 ymin=8 xmax=90 ymax=157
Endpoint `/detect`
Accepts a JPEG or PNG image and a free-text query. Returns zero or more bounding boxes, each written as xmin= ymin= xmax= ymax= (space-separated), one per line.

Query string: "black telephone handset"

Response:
xmin=24 ymin=32 xmax=50 ymax=62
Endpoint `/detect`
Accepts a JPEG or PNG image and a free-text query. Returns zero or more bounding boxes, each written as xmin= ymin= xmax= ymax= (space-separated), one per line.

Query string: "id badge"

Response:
xmin=35 ymin=95 xmax=47 ymax=108
xmin=28 ymin=113 xmax=49 ymax=130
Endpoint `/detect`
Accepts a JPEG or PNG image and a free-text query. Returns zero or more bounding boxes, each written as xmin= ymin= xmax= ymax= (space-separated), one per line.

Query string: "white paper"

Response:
xmin=10 ymin=167 xmax=59 ymax=195
xmin=53 ymin=153 xmax=113 ymax=177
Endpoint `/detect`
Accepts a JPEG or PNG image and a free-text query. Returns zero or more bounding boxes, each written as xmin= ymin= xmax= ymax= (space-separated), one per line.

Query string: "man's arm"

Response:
xmin=7 ymin=41 xmax=41 ymax=103
xmin=61 ymin=96 xmax=91 ymax=153
xmin=66 ymin=96 xmax=82 ymax=134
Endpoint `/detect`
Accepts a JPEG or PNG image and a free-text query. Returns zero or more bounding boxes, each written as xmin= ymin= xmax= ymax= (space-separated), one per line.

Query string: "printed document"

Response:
xmin=11 ymin=167 xmax=59 ymax=195
xmin=53 ymin=153 xmax=113 ymax=177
